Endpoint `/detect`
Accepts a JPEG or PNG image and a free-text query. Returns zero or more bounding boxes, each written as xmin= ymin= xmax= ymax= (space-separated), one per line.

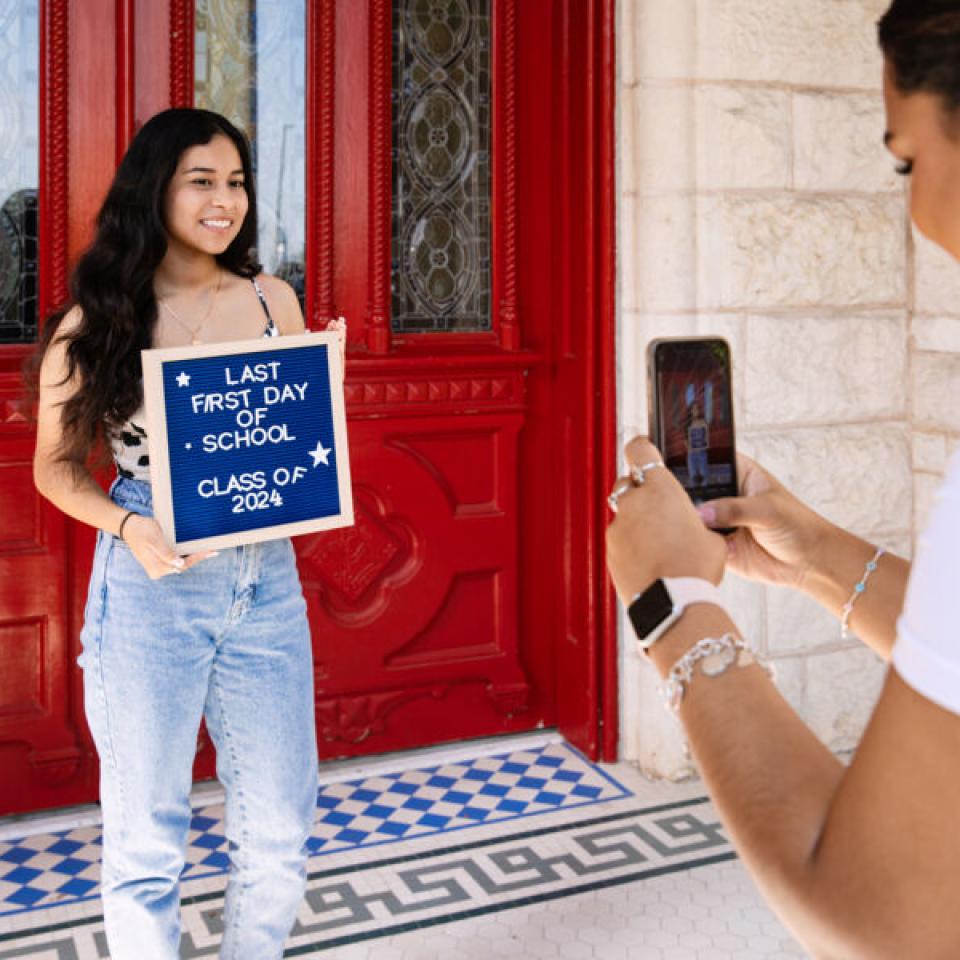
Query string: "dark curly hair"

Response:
xmin=879 ymin=0 xmax=960 ymax=117
xmin=28 ymin=108 xmax=260 ymax=465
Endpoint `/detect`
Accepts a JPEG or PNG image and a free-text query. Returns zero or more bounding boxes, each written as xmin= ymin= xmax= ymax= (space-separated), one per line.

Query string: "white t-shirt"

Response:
xmin=893 ymin=450 xmax=960 ymax=715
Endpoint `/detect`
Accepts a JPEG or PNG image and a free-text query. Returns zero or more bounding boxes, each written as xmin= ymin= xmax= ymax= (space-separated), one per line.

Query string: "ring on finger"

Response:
xmin=629 ymin=460 xmax=665 ymax=486
xmin=607 ymin=476 xmax=634 ymax=514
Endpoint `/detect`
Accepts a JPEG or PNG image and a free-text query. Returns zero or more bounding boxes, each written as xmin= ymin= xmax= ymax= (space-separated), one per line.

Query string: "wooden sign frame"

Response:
xmin=141 ymin=332 xmax=353 ymax=552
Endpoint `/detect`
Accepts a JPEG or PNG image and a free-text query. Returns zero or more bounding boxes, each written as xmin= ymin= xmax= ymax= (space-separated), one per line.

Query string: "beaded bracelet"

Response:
xmin=840 ymin=547 xmax=885 ymax=640
xmin=660 ymin=633 xmax=771 ymax=712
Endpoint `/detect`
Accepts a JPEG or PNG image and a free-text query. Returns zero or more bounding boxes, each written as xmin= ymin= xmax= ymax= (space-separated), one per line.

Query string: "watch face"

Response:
xmin=628 ymin=579 xmax=675 ymax=639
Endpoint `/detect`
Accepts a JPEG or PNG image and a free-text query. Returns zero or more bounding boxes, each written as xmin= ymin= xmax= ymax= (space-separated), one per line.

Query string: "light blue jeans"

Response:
xmin=79 ymin=477 xmax=318 ymax=960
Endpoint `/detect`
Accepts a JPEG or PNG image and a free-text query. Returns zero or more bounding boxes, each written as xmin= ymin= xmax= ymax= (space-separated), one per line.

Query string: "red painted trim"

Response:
xmin=597 ymin=0 xmax=619 ymax=762
xmin=116 ymin=0 xmax=135 ymax=160
xmin=582 ymin=0 xmax=601 ymax=760
xmin=169 ymin=0 xmax=194 ymax=108
xmin=306 ymin=0 xmax=337 ymax=331
xmin=494 ymin=0 xmax=519 ymax=351
xmin=365 ymin=0 xmax=391 ymax=355
xmin=39 ymin=0 xmax=69 ymax=319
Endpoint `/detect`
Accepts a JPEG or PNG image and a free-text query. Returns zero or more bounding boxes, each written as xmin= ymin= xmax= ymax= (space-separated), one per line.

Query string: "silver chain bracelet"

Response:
xmin=660 ymin=633 xmax=772 ymax=712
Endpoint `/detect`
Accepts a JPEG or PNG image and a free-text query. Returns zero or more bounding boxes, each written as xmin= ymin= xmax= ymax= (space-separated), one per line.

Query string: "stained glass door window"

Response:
xmin=391 ymin=0 xmax=492 ymax=333
xmin=0 ymin=0 xmax=39 ymax=343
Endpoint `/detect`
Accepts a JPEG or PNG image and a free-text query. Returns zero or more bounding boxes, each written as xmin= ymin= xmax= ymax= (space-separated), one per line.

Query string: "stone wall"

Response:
xmin=616 ymin=0 xmax=926 ymax=777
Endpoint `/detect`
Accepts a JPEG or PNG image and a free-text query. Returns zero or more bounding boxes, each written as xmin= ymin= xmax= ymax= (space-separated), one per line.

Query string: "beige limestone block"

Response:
xmin=914 ymin=472 xmax=944 ymax=537
xmin=912 ymin=432 xmax=948 ymax=476
xmin=743 ymin=313 xmax=907 ymax=427
xmin=619 ymin=194 xmax=640 ymax=312
xmin=696 ymin=0 xmax=888 ymax=89
xmin=882 ymin=529 xmax=914 ymax=564
xmin=698 ymin=194 xmax=906 ymax=310
xmin=912 ymin=352 xmax=960 ymax=432
xmin=743 ymin=423 xmax=912 ymax=536
xmin=719 ymin=572 xmax=767 ymax=652
xmin=805 ymin=647 xmax=887 ymax=752
xmin=768 ymin=655 xmax=807 ymax=719
xmin=912 ymin=315 xmax=960 ymax=355
xmin=629 ymin=0 xmax=696 ymax=83
xmin=620 ymin=636 xmax=695 ymax=780
xmin=914 ymin=230 xmax=960 ymax=318
xmin=628 ymin=84 xmax=696 ymax=195
xmin=617 ymin=0 xmax=638 ymax=87
xmin=695 ymin=85 xmax=791 ymax=191
xmin=637 ymin=195 xmax=698 ymax=312
xmin=793 ymin=92 xmax=900 ymax=193
xmin=765 ymin=585 xmax=840 ymax=657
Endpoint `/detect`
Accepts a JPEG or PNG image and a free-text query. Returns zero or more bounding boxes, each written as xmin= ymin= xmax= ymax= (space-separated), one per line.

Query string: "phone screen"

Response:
xmin=650 ymin=338 xmax=737 ymax=505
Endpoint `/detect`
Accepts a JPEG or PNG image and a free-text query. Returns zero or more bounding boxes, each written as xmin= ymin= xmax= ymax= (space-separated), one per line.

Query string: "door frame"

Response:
xmin=24 ymin=0 xmax=618 ymax=818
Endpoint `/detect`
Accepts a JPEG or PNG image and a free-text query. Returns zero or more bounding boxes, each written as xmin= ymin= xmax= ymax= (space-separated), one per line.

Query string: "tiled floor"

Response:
xmin=0 ymin=733 xmax=806 ymax=958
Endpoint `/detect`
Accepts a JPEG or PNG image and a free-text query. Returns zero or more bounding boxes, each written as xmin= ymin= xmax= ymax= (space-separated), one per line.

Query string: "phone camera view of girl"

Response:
xmin=648 ymin=338 xmax=738 ymax=505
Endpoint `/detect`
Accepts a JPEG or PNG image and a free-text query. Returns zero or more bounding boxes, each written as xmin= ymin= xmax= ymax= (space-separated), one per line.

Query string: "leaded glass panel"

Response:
xmin=195 ymin=0 xmax=306 ymax=304
xmin=392 ymin=0 xmax=491 ymax=333
xmin=0 ymin=0 xmax=39 ymax=344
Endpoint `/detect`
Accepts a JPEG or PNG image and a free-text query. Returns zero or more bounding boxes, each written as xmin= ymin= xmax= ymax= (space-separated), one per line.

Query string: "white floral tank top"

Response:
xmin=111 ymin=276 xmax=279 ymax=482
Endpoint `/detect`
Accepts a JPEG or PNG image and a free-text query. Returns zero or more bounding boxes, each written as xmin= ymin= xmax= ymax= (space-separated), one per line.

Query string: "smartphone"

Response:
xmin=647 ymin=337 xmax=738 ymax=508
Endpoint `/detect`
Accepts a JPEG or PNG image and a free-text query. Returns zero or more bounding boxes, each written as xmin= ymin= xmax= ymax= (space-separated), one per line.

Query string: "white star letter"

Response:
xmin=310 ymin=441 xmax=332 ymax=467
xmin=176 ymin=371 xmax=191 ymax=388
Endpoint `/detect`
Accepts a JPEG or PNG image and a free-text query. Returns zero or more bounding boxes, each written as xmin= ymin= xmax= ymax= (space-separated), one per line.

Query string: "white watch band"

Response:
xmin=634 ymin=577 xmax=725 ymax=651
xmin=662 ymin=577 xmax=723 ymax=612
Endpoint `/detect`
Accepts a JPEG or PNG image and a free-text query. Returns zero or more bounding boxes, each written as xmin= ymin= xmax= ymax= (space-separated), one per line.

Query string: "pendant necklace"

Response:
xmin=159 ymin=268 xmax=222 ymax=345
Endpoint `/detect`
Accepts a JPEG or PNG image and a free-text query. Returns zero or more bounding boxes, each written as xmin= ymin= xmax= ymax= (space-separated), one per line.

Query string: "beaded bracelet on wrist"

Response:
xmin=840 ymin=546 xmax=885 ymax=640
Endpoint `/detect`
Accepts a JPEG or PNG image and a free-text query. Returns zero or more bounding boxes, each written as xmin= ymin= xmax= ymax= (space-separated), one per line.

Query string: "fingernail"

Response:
xmin=697 ymin=505 xmax=716 ymax=526
xmin=171 ymin=556 xmax=185 ymax=568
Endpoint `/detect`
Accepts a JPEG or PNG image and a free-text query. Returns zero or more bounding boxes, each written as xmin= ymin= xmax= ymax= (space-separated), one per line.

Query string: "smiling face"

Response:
xmin=163 ymin=134 xmax=249 ymax=259
xmin=883 ymin=59 xmax=960 ymax=260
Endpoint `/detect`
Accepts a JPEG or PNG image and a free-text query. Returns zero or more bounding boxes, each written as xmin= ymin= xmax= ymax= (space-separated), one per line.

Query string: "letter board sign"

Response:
xmin=141 ymin=331 xmax=353 ymax=552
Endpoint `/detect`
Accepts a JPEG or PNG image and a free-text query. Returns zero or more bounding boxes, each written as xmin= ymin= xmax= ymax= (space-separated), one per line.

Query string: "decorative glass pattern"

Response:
xmin=195 ymin=0 xmax=306 ymax=304
xmin=0 ymin=0 xmax=39 ymax=344
xmin=392 ymin=0 xmax=491 ymax=333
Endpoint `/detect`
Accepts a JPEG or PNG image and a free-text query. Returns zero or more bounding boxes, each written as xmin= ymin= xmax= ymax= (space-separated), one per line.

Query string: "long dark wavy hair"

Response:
xmin=29 ymin=108 xmax=260 ymax=464
xmin=879 ymin=0 xmax=960 ymax=114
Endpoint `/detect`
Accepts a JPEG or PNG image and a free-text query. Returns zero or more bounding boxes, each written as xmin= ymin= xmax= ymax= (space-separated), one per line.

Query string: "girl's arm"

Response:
xmin=33 ymin=309 xmax=211 ymax=578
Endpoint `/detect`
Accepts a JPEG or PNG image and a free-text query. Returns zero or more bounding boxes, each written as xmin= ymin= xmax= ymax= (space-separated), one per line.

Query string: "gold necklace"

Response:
xmin=159 ymin=269 xmax=222 ymax=345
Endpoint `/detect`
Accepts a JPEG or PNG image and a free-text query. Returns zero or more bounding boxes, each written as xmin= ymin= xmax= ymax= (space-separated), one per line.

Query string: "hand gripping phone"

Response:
xmin=647 ymin=337 xmax=739 ymax=508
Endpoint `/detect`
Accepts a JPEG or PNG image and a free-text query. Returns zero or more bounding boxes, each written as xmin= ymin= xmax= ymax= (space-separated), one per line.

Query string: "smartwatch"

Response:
xmin=628 ymin=577 xmax=724 ymax=650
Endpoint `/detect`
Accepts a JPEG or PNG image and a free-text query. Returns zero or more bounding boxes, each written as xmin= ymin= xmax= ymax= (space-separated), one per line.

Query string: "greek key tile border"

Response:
xmin=0 ymin=797 xmax=736 ymax=958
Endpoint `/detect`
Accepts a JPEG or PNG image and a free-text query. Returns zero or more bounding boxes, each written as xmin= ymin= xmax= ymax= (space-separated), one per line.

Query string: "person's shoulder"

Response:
xmin=254 ymin=272 xmax=305 ymax=335
xmin=55 ymin=305 xmax=84 ymax=339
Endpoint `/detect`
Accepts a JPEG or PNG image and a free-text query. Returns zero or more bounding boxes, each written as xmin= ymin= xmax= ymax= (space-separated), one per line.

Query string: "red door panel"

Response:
xmin=0 ymin=0 xmax=616 ymax=816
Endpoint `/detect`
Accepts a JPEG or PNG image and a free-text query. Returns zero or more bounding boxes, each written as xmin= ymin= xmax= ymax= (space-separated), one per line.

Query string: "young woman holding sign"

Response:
xmin=30 ymin=109 xmax=342 ymax=959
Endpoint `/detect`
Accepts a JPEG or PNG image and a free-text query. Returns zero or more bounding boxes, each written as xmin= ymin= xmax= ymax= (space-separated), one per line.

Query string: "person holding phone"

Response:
xmin=608 ymin=2 xmax=960 ymax=957
xmin=29 ymin=109 xmax=345 ymax=959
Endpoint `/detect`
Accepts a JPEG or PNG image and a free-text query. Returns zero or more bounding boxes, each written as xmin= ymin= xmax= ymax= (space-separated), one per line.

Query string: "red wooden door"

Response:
xmin=0 ymin=0 xmax=616 ymax=816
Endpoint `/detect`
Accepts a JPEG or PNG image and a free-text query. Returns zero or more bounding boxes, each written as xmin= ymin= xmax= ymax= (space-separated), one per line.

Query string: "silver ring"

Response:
xmin=629 ymin=460 xmax=665 ymax=486
xmin=607 ymin=477 xmax=634 ymax=514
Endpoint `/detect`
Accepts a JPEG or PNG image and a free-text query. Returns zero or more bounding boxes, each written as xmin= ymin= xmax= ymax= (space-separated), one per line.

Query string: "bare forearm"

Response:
xmin=801 ymin=524 xmax=909 ymax=660
xmin=647 ymin=607 xmax=846 ymax=950
xmin=34 ymin=458 xmax=127 ymax=537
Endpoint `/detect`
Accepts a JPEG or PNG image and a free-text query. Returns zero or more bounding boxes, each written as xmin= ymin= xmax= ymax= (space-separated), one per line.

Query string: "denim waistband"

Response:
xmin=110 ymin=476 xmax=154 ymax=513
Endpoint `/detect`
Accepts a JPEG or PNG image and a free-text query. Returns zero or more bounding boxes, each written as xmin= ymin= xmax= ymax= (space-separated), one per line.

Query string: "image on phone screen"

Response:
xmin=649 ymin=338 xmax=738 ymax=506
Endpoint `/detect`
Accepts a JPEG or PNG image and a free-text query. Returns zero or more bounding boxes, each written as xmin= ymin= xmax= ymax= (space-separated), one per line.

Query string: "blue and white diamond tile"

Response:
xmin=0 ymin=740 xmax=630 ymax=919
